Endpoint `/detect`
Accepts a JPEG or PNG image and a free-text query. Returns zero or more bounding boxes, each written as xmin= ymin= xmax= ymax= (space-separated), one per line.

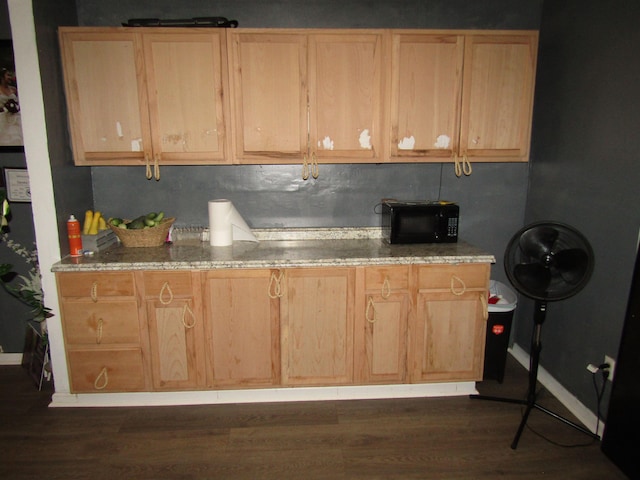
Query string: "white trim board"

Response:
xmin=0 ymin=353 xmax=23 ymax=365
xmin=50 ymin=382 xmax=478 ymax=408
xmin=509 ymin=343 xmax=603 ymax=435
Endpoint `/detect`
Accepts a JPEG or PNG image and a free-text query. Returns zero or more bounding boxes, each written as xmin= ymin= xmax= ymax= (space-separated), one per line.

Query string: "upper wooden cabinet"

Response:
xmin=59 ymin=28 xmax=537 ymax=168
xmin=460 ymin=33 xmax=538 ymax=161
xmin=58 ymin=28 xmax=231 ymax=171
xmin=389 ymin=30 xmax=537 ymax=163
xmin=389 ymin=33 xmax=464 ymax=161
xmin=227 ymin=29 xmax=386 ymax=168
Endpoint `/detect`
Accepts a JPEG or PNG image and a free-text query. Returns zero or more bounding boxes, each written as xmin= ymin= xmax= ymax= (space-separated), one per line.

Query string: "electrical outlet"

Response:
xmin=604 ymin=355 xmax=616 ymax=382
xmin=0 ymin=345 xmax=3 ymax=353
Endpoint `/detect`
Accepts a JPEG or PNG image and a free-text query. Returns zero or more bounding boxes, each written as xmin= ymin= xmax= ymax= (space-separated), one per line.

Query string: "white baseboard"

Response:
xmin=50 ymin=381 xmax=478 ymax=408
xmin=0 ymin=353 xmax=23 ymax=365
xmin=509 ymin=343 xmax=603 ymax=435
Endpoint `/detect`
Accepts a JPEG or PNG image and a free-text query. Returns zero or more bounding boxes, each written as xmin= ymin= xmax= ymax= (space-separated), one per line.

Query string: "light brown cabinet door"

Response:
xmin=143 ymin=271 xmax=206 ymax=390
xmin=460 ymin=33 xmax=538 ymax=161
xmin=281 ymin=267 xmax=355 ymax=385
xmin=143 ymin=31 xmax=230 ymax=164
xmin=227 ymin=31 xmax=308 ymax=163
xmin=59 ymin=28 xmax=231 ymax=167
xmin=389 ymin=33 xmax=464 ymax=161
xmin=309 ymin=32 xmax=385 ymax=163
xmin=146 ymin=298 xmax=204 ymax=390
xmin=59 ymin=29 xmax=150 ymax=166
xmin=358 ymin=292 xmax=410 ymax=383
xmin=411 ymin=264 xmax=489 ymax=382
xmin=203 ymin=269 xmax=281 ymax=387
xmin=413 ymin=291 xmax=486 ymax=382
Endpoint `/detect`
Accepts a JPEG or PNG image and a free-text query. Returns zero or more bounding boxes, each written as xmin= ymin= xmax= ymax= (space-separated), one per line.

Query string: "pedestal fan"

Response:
xmin=471 ymin=221 xmax=598 ymax=449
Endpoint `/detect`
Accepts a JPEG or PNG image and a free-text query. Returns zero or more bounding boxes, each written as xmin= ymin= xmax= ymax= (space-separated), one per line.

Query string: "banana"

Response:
xmin=98 ymin=216 xmax=107 ymax=231
xmin=83 ymin=210 xmax=93 ymax=235
xmin=88 ymin=211 xmax=101 ymax=235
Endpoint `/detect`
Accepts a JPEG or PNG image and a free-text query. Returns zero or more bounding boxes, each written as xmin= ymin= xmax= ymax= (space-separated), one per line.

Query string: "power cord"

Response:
xmin=591 ymin=363 xmax=610 ymax=437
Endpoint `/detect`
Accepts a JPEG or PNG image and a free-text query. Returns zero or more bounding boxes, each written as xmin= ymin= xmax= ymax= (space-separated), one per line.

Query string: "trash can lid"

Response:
xmin=488 ymin=280 xmax=518 ymax=312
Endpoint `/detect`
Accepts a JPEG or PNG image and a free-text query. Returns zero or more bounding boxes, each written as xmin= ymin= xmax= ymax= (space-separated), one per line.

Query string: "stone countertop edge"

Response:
xmin=52 ymin=227 xmax=497 ymax=272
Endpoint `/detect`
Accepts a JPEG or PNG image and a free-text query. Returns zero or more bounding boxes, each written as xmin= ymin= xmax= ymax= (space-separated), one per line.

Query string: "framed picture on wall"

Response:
xmin=4 ymin=167 xmax=30 ymax=202
xmin=0 ymin=40 xmax=23 ymax=151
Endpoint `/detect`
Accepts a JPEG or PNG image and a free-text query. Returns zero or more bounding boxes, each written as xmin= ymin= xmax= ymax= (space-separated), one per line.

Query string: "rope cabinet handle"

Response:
xmin=381 ymin=277 xmax=391 ymax=299
xmin=365 ymin=296 xmax=378 ymax=324
xmin=454 ymin=153 xmax=473 ymax=177
xmin=480 ymin=292 xmax=489 ymax=321
xmin=268 ymin=271 xmax=285 ymax=299
xmin=182 ymin=303 xmax=197 ymax=329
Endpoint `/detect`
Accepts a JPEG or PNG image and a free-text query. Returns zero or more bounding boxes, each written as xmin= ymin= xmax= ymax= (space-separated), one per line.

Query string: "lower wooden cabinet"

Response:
xmin=56 ymin=262 xmax=489 ymax=394
xmin=355 ymin=265 xmax=411 ymax=384
xmin=203 ymin=269 xmax=280 ymax=387
xmin=57 ymin=271 xmax=150 ymax=393
xmin=411 ymin=264 xmax=490 ymax=382
xmin=140 ymin=271 xmax=206 ymax=390
xmin=280 ymin=267 xmax=355 ymax=386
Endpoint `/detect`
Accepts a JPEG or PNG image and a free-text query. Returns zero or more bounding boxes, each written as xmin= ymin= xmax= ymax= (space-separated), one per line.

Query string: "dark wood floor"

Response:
xmin=0 ymin=357 xmax=627 ymax=480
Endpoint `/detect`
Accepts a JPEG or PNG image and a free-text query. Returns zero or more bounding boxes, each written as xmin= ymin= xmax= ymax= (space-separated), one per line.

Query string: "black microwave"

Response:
xmin=381 ymin=200 xmax=459 ymax=244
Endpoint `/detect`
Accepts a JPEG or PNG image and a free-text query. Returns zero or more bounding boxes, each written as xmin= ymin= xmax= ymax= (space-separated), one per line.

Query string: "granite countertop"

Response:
xmin=52 ymin=227 xmax=496 ymax=272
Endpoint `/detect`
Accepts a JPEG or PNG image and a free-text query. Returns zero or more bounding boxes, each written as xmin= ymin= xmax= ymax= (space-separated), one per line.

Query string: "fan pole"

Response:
xmin=510 ymin=301 xmax=546 ymax=448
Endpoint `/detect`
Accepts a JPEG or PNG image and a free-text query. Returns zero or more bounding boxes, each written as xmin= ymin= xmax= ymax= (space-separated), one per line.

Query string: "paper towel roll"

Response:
xmin=208 ymin=199 xmax=257 ymax=246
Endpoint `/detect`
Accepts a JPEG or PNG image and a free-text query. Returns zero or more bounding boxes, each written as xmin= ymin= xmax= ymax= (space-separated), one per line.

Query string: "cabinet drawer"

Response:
xmin=61 ymin=300 xmax=140 ymax=345
xmin=67 ymin=348 xmax=146 ymax=393
xmin=57 ymin=272 xmax=135 ymax=298
xmin=417 ymin=264 xmax=489 ymax=290
xmin=143 ymin=271 xmax=193 ymax=298
xmin=364 ymin=266 xmax=410 ymax=291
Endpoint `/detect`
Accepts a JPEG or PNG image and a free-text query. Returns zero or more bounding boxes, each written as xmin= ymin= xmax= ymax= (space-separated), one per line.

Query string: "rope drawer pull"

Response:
xmin=96 ymin=318 xmax=103 ymax=344
xmin=94 ymin=367 xmax=108 ymax=390
xmin=90 ymin=281 xmax=98 ymax=302
xmin=159 ymin=282 xmax=174 ymax=305
xmin=450 ymin=275 xmax=466 ymax=296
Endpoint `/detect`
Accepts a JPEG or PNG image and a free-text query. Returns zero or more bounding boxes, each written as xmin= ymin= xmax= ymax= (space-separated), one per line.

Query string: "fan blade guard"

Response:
xmin=505 ymin=221 xmax=594 ymax=301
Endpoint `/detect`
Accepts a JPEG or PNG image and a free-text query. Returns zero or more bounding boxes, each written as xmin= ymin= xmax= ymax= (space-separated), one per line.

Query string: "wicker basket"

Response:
xmin=108 ymin=217 xmax=175 ymax=248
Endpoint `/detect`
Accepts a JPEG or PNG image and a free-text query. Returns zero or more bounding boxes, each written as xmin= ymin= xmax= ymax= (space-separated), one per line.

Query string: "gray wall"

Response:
xmin=521 ymin=0 xmax=640 ymax=413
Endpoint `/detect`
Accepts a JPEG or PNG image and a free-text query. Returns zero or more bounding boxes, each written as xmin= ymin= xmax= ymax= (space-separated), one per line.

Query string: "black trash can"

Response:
xmin=483 ymin=280 xmax=517 ymax=383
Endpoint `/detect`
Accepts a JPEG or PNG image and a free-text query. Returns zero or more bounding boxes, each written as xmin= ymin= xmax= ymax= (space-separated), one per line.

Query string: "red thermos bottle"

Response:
xmin=67 ymin=215 xmax=83 ymax=256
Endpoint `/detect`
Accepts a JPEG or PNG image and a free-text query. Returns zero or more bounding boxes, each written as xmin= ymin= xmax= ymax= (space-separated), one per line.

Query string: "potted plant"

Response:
xmin=0 ymin=191 xmax=53 ymax=388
